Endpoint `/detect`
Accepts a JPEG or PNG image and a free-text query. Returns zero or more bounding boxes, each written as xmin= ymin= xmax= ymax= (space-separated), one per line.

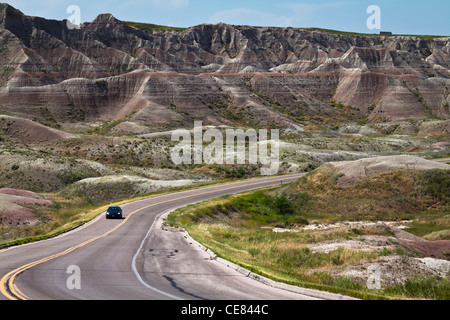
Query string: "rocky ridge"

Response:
xmin=0 ymin=3 xmax=448 ymax=130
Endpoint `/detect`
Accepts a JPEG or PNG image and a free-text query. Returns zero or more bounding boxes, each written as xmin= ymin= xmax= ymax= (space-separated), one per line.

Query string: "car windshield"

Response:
xmin=108 ymin=207 xmax=121 ymax=212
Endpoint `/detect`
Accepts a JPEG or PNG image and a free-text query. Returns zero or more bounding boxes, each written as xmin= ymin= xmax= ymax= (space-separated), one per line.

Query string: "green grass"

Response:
xmin=301 ymin=27 xmax=448 ymax=40
xmin=0 ymin=194 xmax=99 ymax=248
xmin=87 ymin=112 xmax=136 ymax=135
xmin=174 ymin=189 xmax=310 ymax=227
xmin=125 ymin=21 xmax=186 ymax=32
xmin=168 ymin=198 xmax=389 ymax=300
xmin=0 ymin=174 xmax=292 ymax=248
xmin=278 ymin=166 xmax=450 ymax=223
xmin=382 ymin=277 xmax=450 ymax=300
xmin=406 ymin=215 xmax=450 ymax=240
xmin=125 ymin=22 xmax=447 ymax=39
xmin=167 ymin=166 xmax=450 ymax=300
xmin=168 ymin=193 xmax=450 ymax=299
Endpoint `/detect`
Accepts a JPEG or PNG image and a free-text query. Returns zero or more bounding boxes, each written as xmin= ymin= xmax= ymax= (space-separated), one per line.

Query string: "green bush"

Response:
xmin=421 ymin=169 xmax=450 ymax=201
xmin=185 ymin=190 xmax=309 ymax=227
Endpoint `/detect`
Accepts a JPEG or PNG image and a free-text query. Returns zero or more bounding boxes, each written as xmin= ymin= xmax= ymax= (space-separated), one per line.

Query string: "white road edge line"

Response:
xmin=130 ymin=176 xmax=308 ymax=300
xmin=131 ymin=207 xmax=184 ymax=300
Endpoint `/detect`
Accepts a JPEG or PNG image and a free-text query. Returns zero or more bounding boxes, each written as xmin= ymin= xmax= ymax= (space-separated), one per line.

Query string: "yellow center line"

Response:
xmin=0 ymin=174 xmax=302 ymax=300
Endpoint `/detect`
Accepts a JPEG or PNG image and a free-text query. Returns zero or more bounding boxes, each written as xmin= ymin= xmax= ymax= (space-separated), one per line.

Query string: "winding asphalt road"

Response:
xmin=2 ymin=157 xmax=448 ymax=301
xmin=0 ymin=174 xmax=349 ymax=301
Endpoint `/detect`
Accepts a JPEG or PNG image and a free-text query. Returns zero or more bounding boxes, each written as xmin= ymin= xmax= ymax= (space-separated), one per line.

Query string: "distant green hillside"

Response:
xmin=125 ymin=21 xmax=186 ymax=32
xmin=124 ymin=21 xmax=448 ymax=40
xmin=300 ymin=27 xmax=448 ymax=40
xmin=124 ymin=21 xmax=446 ymax=39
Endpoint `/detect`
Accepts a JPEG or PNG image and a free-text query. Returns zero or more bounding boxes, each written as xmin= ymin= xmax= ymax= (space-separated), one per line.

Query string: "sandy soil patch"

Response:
xmin=330 ymin=256 xmax=444 ymax=287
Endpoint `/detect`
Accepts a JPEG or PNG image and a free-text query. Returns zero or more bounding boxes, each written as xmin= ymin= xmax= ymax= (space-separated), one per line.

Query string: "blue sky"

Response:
xmin=4 ymin=0 xmax=449 ymax=35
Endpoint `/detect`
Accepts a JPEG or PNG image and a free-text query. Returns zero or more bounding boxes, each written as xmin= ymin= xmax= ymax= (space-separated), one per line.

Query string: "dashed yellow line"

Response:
xmin=0 ymin=174 xmax=302 ymax=300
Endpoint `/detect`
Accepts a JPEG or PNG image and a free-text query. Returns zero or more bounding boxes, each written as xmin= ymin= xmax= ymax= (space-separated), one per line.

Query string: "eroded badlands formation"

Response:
xmin=0 ymin=3 xmax=448 ymax=129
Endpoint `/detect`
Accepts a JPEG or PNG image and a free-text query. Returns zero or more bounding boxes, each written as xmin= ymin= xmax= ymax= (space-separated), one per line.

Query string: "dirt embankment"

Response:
xmin=64 ymin=175 xmax=201 ymax=203
xmin=330 ymin=155 xmax=450 ymax=186
xmin=286 ymin=155 xmax=450 ymax=287
xmin=0 ymin=115 xmax=75 ymax=144
xmin=0 ymin=188 xmax=54 ymax=225
xmin=299 ymin=221 xmax=450 ymax=287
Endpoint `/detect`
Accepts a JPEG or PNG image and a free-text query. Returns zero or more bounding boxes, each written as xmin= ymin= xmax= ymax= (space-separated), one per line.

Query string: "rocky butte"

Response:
xmin=0 ymin=3 xmax=448 ymax=130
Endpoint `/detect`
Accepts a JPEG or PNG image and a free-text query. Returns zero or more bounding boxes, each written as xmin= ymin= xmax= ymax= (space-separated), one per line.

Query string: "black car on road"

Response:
xmin=106 ymin=206 xmax=123 ymax=219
